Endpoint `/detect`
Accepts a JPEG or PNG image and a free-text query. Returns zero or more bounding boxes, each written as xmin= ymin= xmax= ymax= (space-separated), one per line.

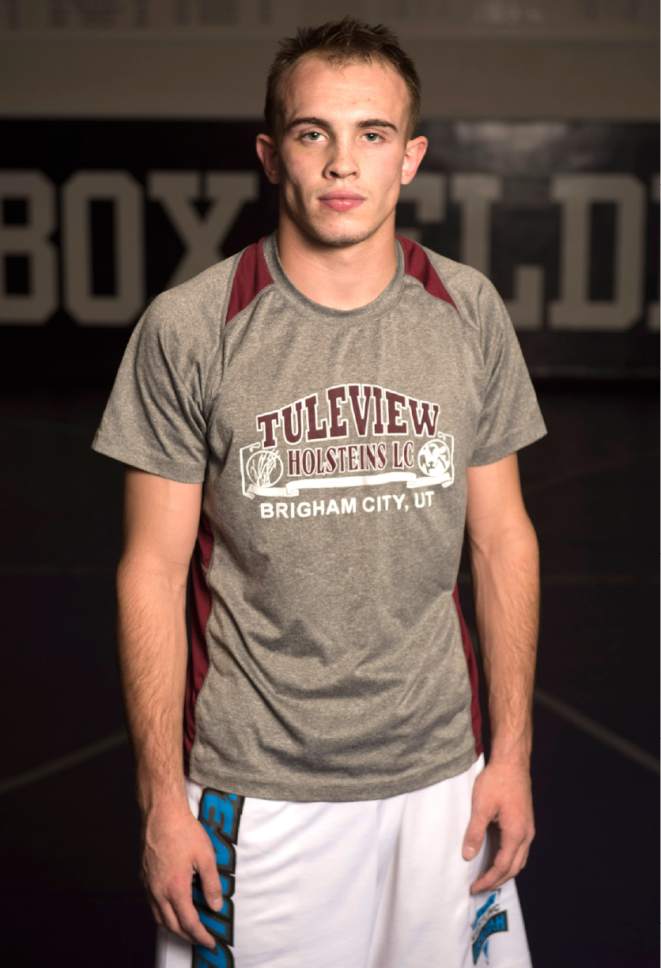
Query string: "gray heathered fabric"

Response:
xmin=92 ymin=232 xmax=547 ymax=801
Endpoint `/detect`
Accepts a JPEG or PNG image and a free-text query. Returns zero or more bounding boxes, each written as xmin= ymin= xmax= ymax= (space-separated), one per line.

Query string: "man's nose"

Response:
xmin=325 ymin=139 xmax=358 ymax=179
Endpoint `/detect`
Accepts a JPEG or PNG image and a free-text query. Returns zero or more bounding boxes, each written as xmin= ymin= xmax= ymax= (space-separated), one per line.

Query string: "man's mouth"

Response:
xmin=318 ymin=193 xmax=366 ymax=212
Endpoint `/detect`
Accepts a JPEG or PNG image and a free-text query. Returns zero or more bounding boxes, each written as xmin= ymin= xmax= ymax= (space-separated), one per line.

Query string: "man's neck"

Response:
xmin=276 ymin=221 xmax=399 ymax=311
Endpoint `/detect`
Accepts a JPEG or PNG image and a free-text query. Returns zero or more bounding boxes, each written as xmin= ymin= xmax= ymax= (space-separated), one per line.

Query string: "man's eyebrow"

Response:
xmin=284 ymin=116 xmax=328 ymax=133
xmin=358 ymin=119 xmax=399 ymax=132
xmin=285 ymin=116 xmax=399 ymax=134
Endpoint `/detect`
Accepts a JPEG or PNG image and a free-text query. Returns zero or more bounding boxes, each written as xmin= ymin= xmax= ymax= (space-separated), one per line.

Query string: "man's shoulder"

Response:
xmin=398 ymin=236 xmax=499 ymax=333
xmin=151 ymin=244 xmax=246 ymax=321
xmin=401 ymin=236 xmax=492 ymax=299
xmin=141 ymin=236 xmax=273 ymax=344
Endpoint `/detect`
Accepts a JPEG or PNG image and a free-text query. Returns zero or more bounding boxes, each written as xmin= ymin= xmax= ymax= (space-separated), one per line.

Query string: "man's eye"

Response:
xmin=364 ymin=132 xmax=384 ymax=142
xmin=301 ymin=131 xmax=322 ymax=141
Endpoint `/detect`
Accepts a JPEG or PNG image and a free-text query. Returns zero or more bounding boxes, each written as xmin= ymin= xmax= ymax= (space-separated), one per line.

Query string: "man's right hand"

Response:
xmin=141 ymin=803 xmax=223 ymax=951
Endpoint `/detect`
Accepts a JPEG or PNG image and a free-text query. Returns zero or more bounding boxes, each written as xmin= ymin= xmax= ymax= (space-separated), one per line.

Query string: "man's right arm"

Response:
xmin=117 ymin=467 xmax=220 ymax=951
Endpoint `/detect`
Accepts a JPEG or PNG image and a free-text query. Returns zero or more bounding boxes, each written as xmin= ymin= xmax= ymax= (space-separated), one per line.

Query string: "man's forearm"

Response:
xmin=116 ymin=556 xmax=190 ymax=816
xmin=468 ymin=515 xmax=540 ymax=764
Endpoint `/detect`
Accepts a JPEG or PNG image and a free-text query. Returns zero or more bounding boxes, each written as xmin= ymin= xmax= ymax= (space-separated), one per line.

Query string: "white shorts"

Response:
xmin=155 ymin=753 xmax=532 ymax=968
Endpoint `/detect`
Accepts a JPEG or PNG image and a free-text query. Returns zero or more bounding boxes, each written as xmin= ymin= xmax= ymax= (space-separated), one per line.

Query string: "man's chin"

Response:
xmin=300 ymin=218 xmax=375 ymax=249
xmin=313 ymin=233 xmax=367 ymax=248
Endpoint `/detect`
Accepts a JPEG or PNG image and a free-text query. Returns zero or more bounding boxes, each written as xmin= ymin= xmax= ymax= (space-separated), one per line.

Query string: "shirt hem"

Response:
xmin=187 ymin=744 xmax=480 ymax=802
xmin=468 ymin=419 xmax=547 ymax=467
xmin=91 ymin=437 xmax=206 ymax=484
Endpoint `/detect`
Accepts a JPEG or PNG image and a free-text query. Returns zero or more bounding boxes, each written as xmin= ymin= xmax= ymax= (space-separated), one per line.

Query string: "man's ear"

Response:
xmin=400 ymin=135 xmax=428 ymax=186
xmin=256 ymin=133 xmax=280 ymax=185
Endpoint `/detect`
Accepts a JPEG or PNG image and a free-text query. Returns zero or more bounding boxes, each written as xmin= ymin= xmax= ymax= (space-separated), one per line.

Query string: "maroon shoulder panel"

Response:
xmin=397 ymin=233 xmax=455 ymax=307
xmin=184 ymin=238 xmax=274 ymax=772
xmin=399 ymin=233 xmax=484 ymax=757
xmin=225 ymin=236 xmax=274 ymax=325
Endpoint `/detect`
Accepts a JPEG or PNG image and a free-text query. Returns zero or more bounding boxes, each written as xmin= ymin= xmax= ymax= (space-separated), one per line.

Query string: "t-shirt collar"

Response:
xmin=262 ymin=231 xmax=405 ymax=322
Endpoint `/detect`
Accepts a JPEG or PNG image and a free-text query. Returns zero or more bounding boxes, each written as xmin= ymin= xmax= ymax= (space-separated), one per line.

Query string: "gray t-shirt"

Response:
xmin=92 ymin=231 xmax=547 ymax=801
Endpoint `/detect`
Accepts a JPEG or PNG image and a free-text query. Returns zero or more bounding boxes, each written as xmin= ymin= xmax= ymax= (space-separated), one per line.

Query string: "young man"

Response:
xmin=92 ymin=17 xmax=547 ymax=968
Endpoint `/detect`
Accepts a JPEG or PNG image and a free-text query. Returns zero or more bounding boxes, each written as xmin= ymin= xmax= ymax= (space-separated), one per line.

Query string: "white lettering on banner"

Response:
xmin=0 ymin=169 xmax=657 ymax=330
xmin=63 ymin=171 xmax=144 ymax=324
xmin=452 ymin=174 xmax=545 ymax=332
xmin=453 ymin=174 xmax=501 ymax=276
xmin=0 ymin=171 xmax=56 ymax=323
xmin=148 ymin=171 xmax=258 ymax=287
xmin=549 ymin=174 xmax=645 ymax=331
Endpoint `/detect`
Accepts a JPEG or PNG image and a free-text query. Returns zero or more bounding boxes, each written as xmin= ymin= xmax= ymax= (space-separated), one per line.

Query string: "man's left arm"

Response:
xmin=461 ymin=452 xmax=540 ymax=894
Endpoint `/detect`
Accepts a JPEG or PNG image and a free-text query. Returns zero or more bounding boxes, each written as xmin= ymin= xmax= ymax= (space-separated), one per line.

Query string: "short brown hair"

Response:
xmin=264 ymin=16 xmax=421 ymax=141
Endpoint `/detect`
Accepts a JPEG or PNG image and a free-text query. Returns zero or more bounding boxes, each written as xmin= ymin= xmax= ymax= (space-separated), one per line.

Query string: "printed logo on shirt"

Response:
xmin=471 ymin=889 xmax=509 ymax=965
xmin=192 ymin=787 xmax=245 ymax=968
xmin=239 ymin=383 xmax=454 ymax=520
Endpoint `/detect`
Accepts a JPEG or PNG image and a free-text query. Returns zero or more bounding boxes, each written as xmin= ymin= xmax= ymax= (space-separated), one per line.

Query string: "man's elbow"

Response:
xmin=116 ymin=551 xmax=190 ymax=598
xmin=467 ymin=508 xmax=539 ymax=563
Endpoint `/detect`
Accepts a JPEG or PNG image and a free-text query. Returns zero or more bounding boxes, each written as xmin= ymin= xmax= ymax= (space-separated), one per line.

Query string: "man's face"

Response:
xmin=257 ymin=54 xmax=427 ymax=248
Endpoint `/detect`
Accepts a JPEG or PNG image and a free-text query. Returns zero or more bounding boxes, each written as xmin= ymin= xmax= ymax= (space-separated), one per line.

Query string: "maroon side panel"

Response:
xmin=183 ymin=239 xmax=274 ymax=770
xmin=399 ymin=233 xmax=484 ymax=756
xmin=184 ymin=511 xmax=214 ymax=771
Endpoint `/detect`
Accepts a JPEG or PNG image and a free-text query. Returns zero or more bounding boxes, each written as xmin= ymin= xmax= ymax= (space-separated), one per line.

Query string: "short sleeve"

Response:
xmin=469 ymin=277 xmax=547 ymax=466
xmin=91 ymin=295 xmax=208 ymax=483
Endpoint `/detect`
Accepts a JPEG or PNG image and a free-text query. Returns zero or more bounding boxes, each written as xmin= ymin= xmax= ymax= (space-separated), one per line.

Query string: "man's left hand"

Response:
xmin=461 ymin=759 xmax=535 ymax=894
